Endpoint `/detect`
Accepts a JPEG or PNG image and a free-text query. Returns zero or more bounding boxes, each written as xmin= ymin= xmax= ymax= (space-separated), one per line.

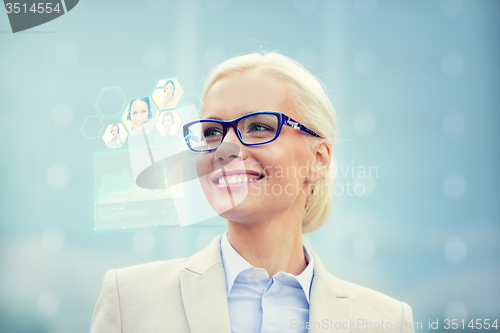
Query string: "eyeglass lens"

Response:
xmin=186 ymin=114 xmax=279 ymax=151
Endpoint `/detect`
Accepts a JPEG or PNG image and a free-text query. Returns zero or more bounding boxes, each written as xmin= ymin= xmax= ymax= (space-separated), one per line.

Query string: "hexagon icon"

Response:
xmin=102 ymin=123 xmax=128 ymax=149
xmin=121 ymin=96 xmax=158 ymax=135
xmin=95 ymin=87 xmax=127 ymax=119
xmin=152 ymin=78 xmax=184 ymax=111
xmin=156 ymin=110 xmax=182 ymax=137
xmin=81 ymin=115 xmax=104 ymax=139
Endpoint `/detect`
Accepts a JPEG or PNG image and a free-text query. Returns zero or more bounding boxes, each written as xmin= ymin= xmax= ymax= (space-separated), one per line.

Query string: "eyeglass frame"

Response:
xmin=183 ymin=111 xmax=322 ymax=153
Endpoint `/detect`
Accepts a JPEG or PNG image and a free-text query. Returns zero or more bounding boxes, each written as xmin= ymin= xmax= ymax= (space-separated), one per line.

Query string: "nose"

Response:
xmin=213 ymin=128 xmax=245 ymax=167
xmin=213 ymin=142 xmax=240 ymax=168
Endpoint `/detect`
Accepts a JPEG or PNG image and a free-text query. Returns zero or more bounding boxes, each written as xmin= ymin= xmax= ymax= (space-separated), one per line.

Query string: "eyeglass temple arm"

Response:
xmin=282 ymin=115 xmax=321 ymax=138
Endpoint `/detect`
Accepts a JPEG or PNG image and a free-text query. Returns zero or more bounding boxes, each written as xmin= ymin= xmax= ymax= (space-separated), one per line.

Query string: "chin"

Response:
xmin=198 ymin=177 xmax=252 ymax=217
xmin=219 ymin=201 xmax=264 ymax=221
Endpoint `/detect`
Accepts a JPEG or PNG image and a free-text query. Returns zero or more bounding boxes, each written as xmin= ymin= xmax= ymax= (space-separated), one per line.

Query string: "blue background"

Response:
xmin=0 ymin=0 xmax=499 ymax=332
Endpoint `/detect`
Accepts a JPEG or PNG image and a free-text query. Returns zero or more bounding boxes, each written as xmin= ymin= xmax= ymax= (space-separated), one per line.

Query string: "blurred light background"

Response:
xmin=1 ymin=0 xmax=499 ymax=332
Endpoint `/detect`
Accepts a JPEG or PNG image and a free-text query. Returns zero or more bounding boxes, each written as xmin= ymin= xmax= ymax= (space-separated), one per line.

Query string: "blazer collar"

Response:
xmin=180 ymin=234 xmax=231 ymax=333
xmin=180 ymin=234 xmax=356 ymax=333
xmin=308 ymin=248 xmax=356 ymax=333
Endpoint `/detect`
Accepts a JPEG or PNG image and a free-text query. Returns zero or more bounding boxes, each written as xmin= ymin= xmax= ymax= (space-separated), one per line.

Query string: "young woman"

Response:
xmin=106 ymin=124 xmax=124 ymax=149
xmin=91 ymin=53 xmax=414 ymax=333
xmin=127 ymin=97 xmax=152 ymax=134
xmin=161 ymin=79 xmax=176 ymax=110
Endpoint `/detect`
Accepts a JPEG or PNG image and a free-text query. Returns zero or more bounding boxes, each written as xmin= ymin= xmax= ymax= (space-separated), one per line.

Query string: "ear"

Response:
xmin=306 ymin=140 xmax=332 ymax=183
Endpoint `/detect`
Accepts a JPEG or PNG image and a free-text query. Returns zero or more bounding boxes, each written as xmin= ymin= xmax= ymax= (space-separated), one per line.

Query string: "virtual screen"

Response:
xmin=92 ymin=82 xmax=231 ymax=230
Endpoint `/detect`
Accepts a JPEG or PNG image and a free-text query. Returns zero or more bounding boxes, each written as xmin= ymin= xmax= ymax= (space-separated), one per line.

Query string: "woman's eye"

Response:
xmin=204 ymin=127 xmax=223 ymax=137
xmin=248 ymin=123 xmax=274 ymax=132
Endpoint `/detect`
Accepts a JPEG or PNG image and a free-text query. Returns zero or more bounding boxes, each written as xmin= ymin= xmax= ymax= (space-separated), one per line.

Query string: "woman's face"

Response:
xmin=197 ymin=70 xmax=314 ymax=224
xmin=164 ymin=82 xmax=174 ymax=99
xmin=130 ymin=100 xmax=149 ymax=132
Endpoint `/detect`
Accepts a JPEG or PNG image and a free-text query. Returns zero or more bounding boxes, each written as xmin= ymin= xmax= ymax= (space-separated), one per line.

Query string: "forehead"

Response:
xmin=201 ymin=70 xmax=292 ymax=120
xmin=131 ymin=100 xmax=147 ymax=110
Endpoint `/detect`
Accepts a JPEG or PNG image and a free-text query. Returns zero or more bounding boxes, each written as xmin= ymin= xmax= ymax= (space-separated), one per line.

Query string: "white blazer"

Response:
xmin=91 ymin=235 xmax=414 ymax=333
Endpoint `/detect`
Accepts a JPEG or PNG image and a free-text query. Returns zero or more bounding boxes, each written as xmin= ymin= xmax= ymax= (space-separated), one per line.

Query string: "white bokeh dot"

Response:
xmin=37 ymin=291 xmax=60 ymax=316
xmin=444 ymin=237 xmax=467 ymax=265
xmin=440 ymin=0 xmax=463 ymax=19
xmin=295 ymin=48 xmax=316 ymax=69
xmin=56 ymin=44 xmax=79 ymax=67
xmin=51 ymin=103 xmax=74 ymax=129
xmin=133 ymin=230 xmax=156 ymax=255
xmin=204 ymin=46 xmax=226 ymax=70
xmin=353 ymin=111 xmax=376 ymax=135
xmin=353 ymin=235 xmax=376 ymax=262
xmin=354 ymin=50 xmax=376 ymax=75
xmin=443 ymin=172 xmax=466 ymax=200
xmin=206 ymin=0 xmax=228 ymax=13
xmin=442 ymin=112 xmax=465 ymax=138
xmin=445 ymin=302 xmax=468 ymax=321
xmin=294 ymin=0 xmax=317 ymax=15
xmin=143 ymin=45 xmax=166 ymax=69
xmin=46 ymin=164 xmax=70 ymax=191
xmin=42 ymin=227 xmax=65 ymax=254
xmin=441 ymin=52 xmax=464 ymax=77
xmin=354 ymin=0 xmax=377 ymax=17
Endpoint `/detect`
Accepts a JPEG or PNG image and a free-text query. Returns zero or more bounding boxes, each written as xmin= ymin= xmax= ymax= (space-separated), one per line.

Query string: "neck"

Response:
xmin=226 ymin=207 xmax=306 ymax=278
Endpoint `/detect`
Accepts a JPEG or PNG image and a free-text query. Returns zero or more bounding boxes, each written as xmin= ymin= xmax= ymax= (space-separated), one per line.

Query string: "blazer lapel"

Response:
xmin=180 ymin=235 xmax=231 ymax=333
xmin=308 ymin=249 xmax=356 ymax=333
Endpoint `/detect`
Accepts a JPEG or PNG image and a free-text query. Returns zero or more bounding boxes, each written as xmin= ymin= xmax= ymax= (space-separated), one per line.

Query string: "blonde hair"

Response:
xmin=200 ymin=52 xmax=337 ymax=233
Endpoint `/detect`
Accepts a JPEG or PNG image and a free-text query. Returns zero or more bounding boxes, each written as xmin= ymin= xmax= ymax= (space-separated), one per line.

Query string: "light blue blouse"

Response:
xmin=220 ymin=231 xmax=314 ymax=333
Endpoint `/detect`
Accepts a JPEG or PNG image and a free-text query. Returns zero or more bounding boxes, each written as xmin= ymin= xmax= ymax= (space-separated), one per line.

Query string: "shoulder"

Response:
xmin=115 ymin=257 xmax=188 ymax=277
xmin=108 ymin=234 xmax=223 ymax=288
xmin=309 ymin=249 xmax=414 ymax=331
xmin=336 ymin=276 xmax=403 ymax=310
xmin=100 ymin=258 xmax=191 ymax=308
xmin=91 ymin=235 xmax=224 ymax=333
xmin=92 ymin=258 xmax=191 ymax=333
xmin=313 ymin=272 xmax=414 ymax=332
xmin=334 ymin=274 xmax=413 ymax=328
xmin=111 ymin=257 xmax=188 ymax=291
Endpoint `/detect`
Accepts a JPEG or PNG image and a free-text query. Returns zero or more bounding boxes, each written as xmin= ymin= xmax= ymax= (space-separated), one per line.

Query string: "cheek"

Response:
xmin=263 ymin=146 xmax=309 ymax=186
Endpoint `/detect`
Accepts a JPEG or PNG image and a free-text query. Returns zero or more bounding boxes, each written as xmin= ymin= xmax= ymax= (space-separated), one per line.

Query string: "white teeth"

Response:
xmin=216 ymin=175 xmax=261 ymax=185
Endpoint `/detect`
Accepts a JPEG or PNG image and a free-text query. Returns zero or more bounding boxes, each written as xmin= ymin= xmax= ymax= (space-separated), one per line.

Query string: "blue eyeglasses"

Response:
xmin=183 ymin=111 xmax=321 ymax=152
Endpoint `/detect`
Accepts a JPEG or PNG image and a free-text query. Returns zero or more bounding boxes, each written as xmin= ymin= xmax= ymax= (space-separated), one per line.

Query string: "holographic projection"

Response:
xmin=94 ymin=147 xmax=177 ymax=229
xmin=86 ymin=79 xmax=236 ymax=230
